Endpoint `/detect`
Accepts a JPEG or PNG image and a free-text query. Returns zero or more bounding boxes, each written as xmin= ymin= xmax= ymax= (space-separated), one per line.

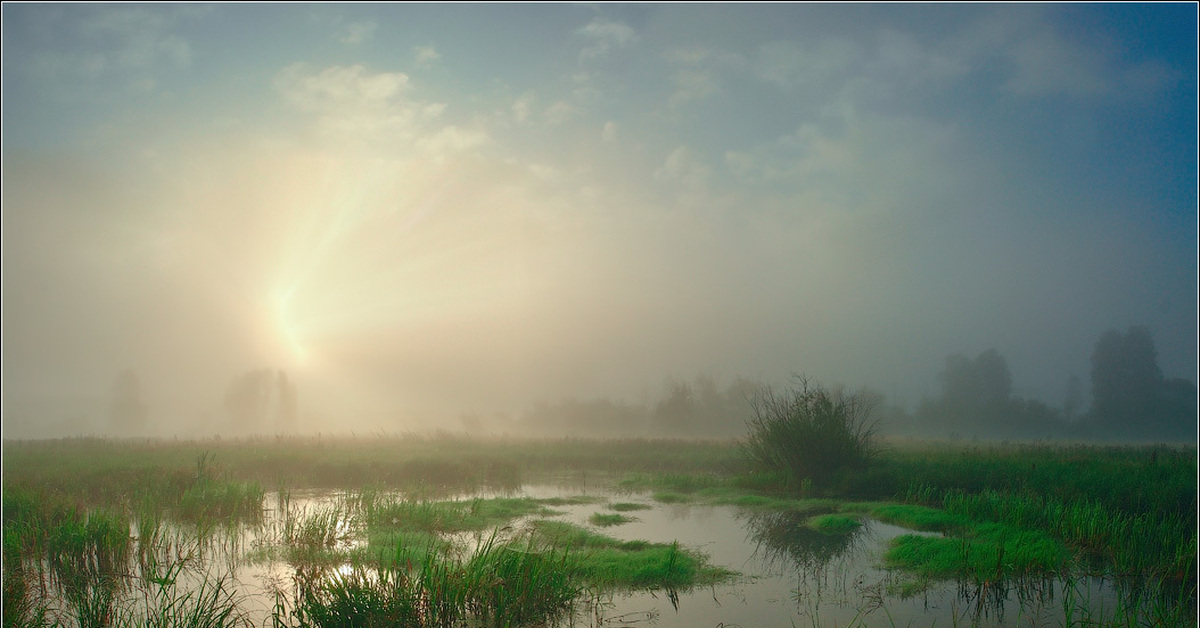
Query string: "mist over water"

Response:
xmin=2 ymin=4 xmax=1196 ymax=439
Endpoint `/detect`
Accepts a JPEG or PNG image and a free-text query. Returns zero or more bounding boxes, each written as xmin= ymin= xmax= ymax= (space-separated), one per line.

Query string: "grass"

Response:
xmin=806 ymin=513 xmax=862 ymax=535
xmin=885 ymin=523 xmax=1069 ymax=581
xmin=363 ymin=496 xmax=559 ymax=535
xmin=527 ymin=520 xmax=734 ymax=590
xmin=293 ymin=532 xmax=580 ymax=628
xmin=2 ymin=434 xmax=1195 ymax=627
xmin=606 ymin=502 xmax=651 ymax=512
xmin=588 ymin=512 xmax=636 ymax=527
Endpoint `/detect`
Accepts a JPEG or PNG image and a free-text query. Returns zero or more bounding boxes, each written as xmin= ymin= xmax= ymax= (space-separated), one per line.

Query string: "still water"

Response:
xmin=212 ymin=484 xmax=1124 ymax=628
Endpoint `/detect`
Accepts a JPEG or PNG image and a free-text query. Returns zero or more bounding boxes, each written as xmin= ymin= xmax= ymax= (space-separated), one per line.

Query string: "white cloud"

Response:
xmin=338 ymin=20 xmax=378 ymax=45
xmin=668 ymin=69 xmax=719 ymax=108
xmin=415 ymin=125 xmax=489 ymax=161
xmin=870 ymin=29 xmax=968 ymax=87
xmin=655 ymin=146 xmax=712 ymax=199
xmin=576 ymin=18 xmax=636 ymax=62
xmin=601 ymin=121 xmax=618 ymax=144
xmin=512 ymin=91 xmax=535 ymax=123
xmin=755 ymin=38 xmax=861 ymax=89
xmin=414 ymin=45 xmax=442 ymax=68
xmin=274 ymin=63 xmax=443 ymax=141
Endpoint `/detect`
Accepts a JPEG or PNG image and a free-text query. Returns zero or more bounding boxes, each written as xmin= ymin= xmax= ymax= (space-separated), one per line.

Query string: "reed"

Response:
xmin=294 ymin=531 xmax=579 ymax=628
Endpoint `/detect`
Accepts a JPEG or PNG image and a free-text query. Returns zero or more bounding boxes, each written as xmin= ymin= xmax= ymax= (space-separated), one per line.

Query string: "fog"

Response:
xmin=2 ymin=4 xmax=1196 ymax=439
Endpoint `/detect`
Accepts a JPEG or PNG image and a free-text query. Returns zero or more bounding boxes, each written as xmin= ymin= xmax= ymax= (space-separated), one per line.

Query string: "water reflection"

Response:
xmin=742 ymin=510 xmax=864 ymax=577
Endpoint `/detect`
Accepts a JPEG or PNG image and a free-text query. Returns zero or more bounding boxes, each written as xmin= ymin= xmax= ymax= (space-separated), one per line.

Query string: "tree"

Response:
xmin=935 ymin=348 xmax=1013 ymax=424
xmin=654 ymin=380 xmax=695 ymax=432
xmin=1063 ymin=375 xmax=1084 ymax=420
xmin=1089 ymin=326 xmax=1194 ymax=440
xmin=1090 ymin=327 xmax=1162 ymax=424
xmin=110 ymin=369 xmax=147 ymax=432
xmin=224 ymin=369 xmax=298 ymax=432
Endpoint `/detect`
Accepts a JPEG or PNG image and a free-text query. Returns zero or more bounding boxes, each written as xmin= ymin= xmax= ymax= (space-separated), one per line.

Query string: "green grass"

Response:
xmin=870 ymin=503 xmax=969 ymax=532
xmin=295 ymin=532 xmax=580 ymax=628
xmin=806 ymin=514 xmax=862 ymax=535
xmin=588 ymin=512 xmax=636 ymax=527
xmin=651 ymin=492 xmax=690 ymax=504
xmin=606 ymin=502 xmax=651 ymax=512
xmin=527 ymin=520 xmax=734 ymax=589
xmin=885 ymin=522 xmax=1069 ymax=581
xmin=2 ymin=435 xmax=1196 ymax=627
xmin=364 ymin=496 xmax=558 ymax=535
xmin=177 ymin=478 xmax=264 ymax=524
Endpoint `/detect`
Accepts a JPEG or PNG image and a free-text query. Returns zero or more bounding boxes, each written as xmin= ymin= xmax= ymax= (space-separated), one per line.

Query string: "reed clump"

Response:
xmin=741 ymin=377 xmax=880 ymax=491
xmin=293 ymin=533 xmax=580 ymax=628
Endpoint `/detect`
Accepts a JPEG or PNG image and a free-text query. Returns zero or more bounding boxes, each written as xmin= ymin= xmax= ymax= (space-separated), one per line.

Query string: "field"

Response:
xmin=2 ymin=434 xmax=1196 ymax=627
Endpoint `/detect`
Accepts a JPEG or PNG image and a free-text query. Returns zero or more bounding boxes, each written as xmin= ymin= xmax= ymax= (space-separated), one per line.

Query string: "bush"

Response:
xmin=740 ymin=376 xmax=880 ymax=491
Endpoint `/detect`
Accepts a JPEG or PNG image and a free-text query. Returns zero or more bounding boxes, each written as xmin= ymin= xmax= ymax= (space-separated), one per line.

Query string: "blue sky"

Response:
xmin=2 ymin=4 xmax=1196 ymax=435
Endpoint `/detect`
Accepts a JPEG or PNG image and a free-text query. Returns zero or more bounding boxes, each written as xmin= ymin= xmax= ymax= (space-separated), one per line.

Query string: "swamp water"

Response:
xmin=29 ymin=485 xmax=1131 ymax=628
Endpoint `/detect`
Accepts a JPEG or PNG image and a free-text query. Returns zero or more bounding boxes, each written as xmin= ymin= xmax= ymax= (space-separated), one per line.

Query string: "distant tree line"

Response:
xmin=107 ymin=367 xmax=300 ymax=435
xmin=499 ymin=375 xmax=763 ymax=438
xmin=498 ymin=325 xmax=1194 ymax=443
xmin=884 ymin=326 xmax=1196 ymax=442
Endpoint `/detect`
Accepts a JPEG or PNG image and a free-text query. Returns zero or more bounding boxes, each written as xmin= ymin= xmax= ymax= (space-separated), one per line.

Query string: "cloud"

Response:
xmin=755 ymin=39 xmax=861 ymax=89
xmin=273 ymin=63 xmax=443 ymax=141
xmin=16 ymin=6 xmax=194 ymax=95
xmin=415 ymin=124 xmax=489 ymax=161
xmin=1003 ymin=29 xmax=1108 ymax=96
xmin=576 ymin=18 xmax=636 ymax=62
xmin=655 ymin=146 xmax=712 ymax=203
xmin=511 ymin=91 xmax=535 ymax=123
xmin=949 ymin=9 xmax=1179 ymax=100
xmin=601 ymin=121 xmax=618 ymax=143
xmin=338 ymin=20 xmax=378 ymax=45
xmin=668 ymin=69 xmax=719 ymax=108
xmin=414 ymin=45 xmax=441 ymax=68
xmin=869 ymin=29 xmax=968 ymax=87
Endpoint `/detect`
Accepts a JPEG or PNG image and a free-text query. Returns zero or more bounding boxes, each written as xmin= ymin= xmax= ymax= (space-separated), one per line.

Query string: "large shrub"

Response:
xmin=741 ymin=377 xmax=880 ymax=490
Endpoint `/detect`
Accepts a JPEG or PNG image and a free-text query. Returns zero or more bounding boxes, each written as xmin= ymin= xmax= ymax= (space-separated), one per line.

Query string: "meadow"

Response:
xmin=2 ymin=433 xmax=1196 ymax=627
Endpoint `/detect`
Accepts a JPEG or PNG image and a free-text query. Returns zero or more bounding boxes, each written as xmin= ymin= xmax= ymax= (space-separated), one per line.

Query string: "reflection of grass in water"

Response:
xmin=651 ymin=492 xmax=690 ymax=504
xmin=528 ymin=520 xmax=733 ymax=590
xmin=296 ymin=532 xmax=579 ymax=628
xmin=177 ymin=478 xmax=264 ymax=524
xmin=364 ymin=497 xmax=559 ymax=534
xmin=589 ymin=512 xmax=636 ymax=527
xmin=607 ymin=502 xmax=651 ymax=512
xmin=47 ymin=507 xmax=132 ymax=628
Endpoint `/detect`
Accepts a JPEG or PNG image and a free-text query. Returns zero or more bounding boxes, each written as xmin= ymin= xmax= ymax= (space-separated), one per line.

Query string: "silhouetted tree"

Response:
xmin=1089 ymin=327 xmax=1195 ymax=440
xmin=276 ymin=370 xmax=298 ymax=429
xmin=654 ymin=380 xmax=695 ymax=432
xmin=940 ymin=349 xmax=1012 ymax=412
xmin=1090 ymin=327 xmax=1163 ymax=426
xmin=109 ymin=369 xmax=147 ymax=432
xmin=915 ymin=349 xmax=1066 ymax=438
xmin=224 ymin=368 xmax=298 ymax=432
xmin=1063 ymin=375 xmax=1084 ymax=420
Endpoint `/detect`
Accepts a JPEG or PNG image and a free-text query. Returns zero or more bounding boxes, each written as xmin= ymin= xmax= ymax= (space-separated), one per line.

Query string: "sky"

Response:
xmin=2 ymin=3 xmax=1196 ymax=437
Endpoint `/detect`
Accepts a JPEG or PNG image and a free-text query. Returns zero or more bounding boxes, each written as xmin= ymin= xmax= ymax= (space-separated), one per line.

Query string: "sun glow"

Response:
xmin=274 ymin=288 xmax=309 ymax=366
